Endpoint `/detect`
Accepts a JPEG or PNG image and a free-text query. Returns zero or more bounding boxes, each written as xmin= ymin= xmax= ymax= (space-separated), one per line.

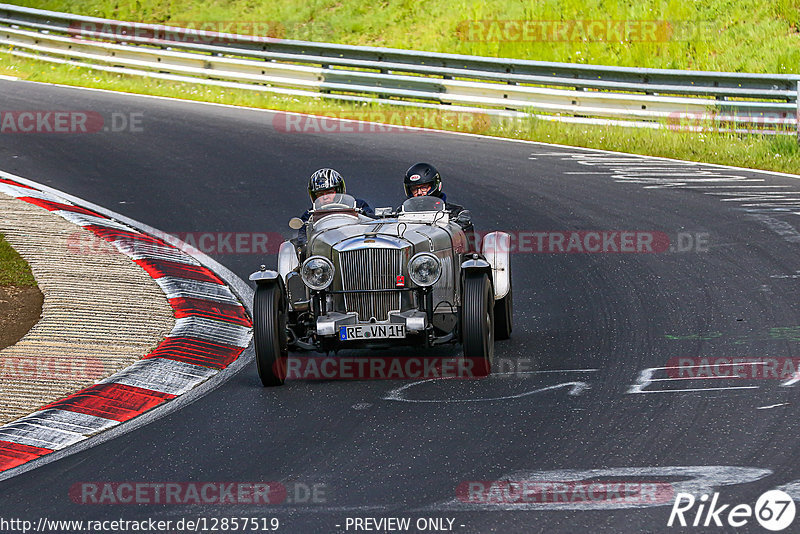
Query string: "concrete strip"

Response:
xmin=0 ymin=409 xmax=118 ymax=450
xmin=0 ymin=192 xmax=175 ymax=425
xmin=155 ymin=277 xmax=240 ymax=304
xmin=169 ymin=317 xmax=253 ymax=348
xmin=56 ymin=211 xmax=138 ymax=231
xmin=125 ymin=243 xmax=200 ymax=265
xmin=100 ymin=358 xmax=219 ymax=396
xmin=0 ymin=182 xmax=63 ymax=202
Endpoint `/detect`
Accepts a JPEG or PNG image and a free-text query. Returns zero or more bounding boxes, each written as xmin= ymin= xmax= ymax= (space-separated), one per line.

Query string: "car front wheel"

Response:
xmin=462 ymin=273 xmax=494 ymax=377
xmin=253 ymin=282 xmax=288 ymax=387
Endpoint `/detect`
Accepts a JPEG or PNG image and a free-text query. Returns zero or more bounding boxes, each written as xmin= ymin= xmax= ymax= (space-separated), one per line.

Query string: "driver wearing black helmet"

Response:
xmin=297 ymin=168 xmax=373 ymax=247
xmin=403 ymin=162 xmax=475 ymax=248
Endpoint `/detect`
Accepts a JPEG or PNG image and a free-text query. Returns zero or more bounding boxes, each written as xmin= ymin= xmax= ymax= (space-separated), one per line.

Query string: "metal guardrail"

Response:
xmin=1 ymin=3 xmax=798 ymax=135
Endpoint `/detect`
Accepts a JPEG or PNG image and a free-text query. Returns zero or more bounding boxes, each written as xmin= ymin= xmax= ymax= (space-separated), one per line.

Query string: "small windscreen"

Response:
xmin=401 ymin=196 xmax=445 ymax=213
xmin=313 ymin=193 xmax=357 ymax=210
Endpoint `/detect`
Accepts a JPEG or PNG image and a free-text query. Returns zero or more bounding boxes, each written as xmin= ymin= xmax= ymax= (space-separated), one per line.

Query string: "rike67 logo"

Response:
xmin=668 ymin=490 xmax=795 ymax=531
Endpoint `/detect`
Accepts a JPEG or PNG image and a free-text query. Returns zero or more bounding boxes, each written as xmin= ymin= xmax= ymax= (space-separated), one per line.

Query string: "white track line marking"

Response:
xmin=756 ymin=403 xmax=790 ymax=410
xmin=384 ymin=380 xmax=590 ymax=403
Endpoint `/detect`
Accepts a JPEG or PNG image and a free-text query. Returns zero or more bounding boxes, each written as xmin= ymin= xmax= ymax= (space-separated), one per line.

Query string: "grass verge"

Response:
xmin=1 ymin=51 xmax=799 ymax=175
xmin=9 ymin=0 xmax=800 ymax=73
xmin=0 ymin=233 xmax=37 ymax=287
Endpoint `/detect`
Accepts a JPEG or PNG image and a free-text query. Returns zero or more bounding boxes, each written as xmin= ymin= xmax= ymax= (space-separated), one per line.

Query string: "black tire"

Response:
xmin=494 ymin=281 xmax=513 ymax=340
xmin=253 ymin=282 xmax=288 ymax=387
xmin=462 ymin=273 xmax=494 ymax=377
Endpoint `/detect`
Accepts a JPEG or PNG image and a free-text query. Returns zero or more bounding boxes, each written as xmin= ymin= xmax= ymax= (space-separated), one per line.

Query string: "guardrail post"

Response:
xmin=797 ymin=81 xmax=800 ymax=145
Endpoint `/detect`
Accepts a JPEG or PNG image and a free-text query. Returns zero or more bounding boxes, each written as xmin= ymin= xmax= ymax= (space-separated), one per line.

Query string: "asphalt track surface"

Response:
xmin=2 ymin=80 xmax=800 ymax=533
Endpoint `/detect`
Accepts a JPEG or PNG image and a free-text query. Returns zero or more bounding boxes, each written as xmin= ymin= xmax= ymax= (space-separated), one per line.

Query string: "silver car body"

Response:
xmin=274 ymin=195 xmax=510 ymax=346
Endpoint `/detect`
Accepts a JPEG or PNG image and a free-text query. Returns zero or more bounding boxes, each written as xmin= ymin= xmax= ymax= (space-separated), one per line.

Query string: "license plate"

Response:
xmin=339 ymin=324 xmax=406 ymax=341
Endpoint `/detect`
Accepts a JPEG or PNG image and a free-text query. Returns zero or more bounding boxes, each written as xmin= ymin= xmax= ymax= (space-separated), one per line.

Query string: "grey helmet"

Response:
xmin=308 ymin=168 xmax=346 ymax=201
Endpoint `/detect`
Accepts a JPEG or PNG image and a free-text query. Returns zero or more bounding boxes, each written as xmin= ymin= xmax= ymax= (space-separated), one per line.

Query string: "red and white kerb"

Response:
xmin=0 ymin=178 xmax=252 ymax=473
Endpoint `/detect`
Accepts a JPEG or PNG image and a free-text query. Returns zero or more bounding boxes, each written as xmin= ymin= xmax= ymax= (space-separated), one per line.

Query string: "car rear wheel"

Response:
xmin=462 ymin=273 xmax=494 ymax=377
xmin=253 ymin=282 xmax=288 ymax=387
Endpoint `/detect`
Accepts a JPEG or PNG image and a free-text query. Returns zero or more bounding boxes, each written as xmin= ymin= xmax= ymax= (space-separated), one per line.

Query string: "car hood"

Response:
xmin=308 ymin=216 xmax=455 ymax=257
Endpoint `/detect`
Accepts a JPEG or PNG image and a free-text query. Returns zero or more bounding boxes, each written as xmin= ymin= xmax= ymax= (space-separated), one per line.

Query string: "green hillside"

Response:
xmin=10 ymin=0 xmax=800 ymax=73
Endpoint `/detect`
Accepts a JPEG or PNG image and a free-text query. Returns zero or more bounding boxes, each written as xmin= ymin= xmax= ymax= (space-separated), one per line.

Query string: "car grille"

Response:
xmin=339 ymin=248 xmax=403 ymax=321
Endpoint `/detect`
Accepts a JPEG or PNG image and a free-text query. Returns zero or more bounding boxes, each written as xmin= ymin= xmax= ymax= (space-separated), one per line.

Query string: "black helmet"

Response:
xmin=308 ymin=168 xmax=346 ymax=201
xmin=404 ymin=162 xmax=442 ymax=198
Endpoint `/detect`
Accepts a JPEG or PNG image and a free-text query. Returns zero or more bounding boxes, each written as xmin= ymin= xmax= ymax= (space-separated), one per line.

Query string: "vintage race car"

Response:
xmin=249 ymin=193 xmax=512 ymax=386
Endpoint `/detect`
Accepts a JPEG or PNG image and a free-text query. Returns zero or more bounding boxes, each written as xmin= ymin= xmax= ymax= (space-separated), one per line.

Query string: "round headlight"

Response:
xmin=408 ymin=252 xmax=442 ymax=287
xmin=301 ymin=256 xmax=335 ymax=290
